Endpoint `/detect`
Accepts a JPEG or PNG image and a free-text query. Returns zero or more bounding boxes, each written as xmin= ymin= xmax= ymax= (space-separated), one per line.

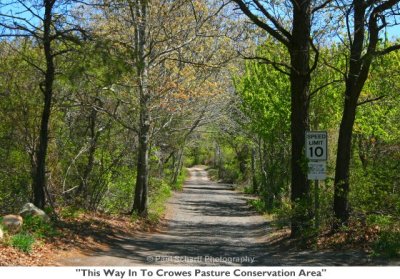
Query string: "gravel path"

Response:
xmin=58 ymin=166 xmax=397 ymax=266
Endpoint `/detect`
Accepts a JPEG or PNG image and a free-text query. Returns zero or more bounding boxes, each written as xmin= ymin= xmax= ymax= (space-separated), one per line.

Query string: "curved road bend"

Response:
xmin=58 ymin=166 xmax=392 ymax=266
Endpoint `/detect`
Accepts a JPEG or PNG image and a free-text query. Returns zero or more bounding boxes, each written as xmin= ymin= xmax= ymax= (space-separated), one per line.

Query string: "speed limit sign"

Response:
xmin=305 ymin=131 xmax=327 ymax=161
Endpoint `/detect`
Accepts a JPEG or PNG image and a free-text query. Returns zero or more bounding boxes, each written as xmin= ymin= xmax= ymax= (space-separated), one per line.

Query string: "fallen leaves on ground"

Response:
xmin=317 ymin=220 xmax=381 ymax=251
xmin=0 ymin=212 xmax=157 ymax=266
xmin=0 ymin=243 xmax=56 ymax=266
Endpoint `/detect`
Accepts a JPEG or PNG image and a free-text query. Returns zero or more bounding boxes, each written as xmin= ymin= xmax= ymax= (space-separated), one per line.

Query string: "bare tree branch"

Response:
xmin=252 ymin=0 xmax=292 ymax=41
xmin=239 ymin=52 xmax=292 ymax=76
xmin=310 ymin=79 xmax=344 ymax=98
xmin=231 ymin=0 xmax=290 ymax=47
xmin=313 ymin=0 xmax=334 ymax=13
xmin=375 ymin=44 xmax=400 ymax=55
xmin=357 ymin=95 xmax=385 ymax=106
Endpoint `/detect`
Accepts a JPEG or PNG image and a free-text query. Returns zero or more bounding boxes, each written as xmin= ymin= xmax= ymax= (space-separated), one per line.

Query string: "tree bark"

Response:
xmin=132 ymin=108 xmax=150 ymax=215
xmin=33 ymin=0 xmax=55 ymax=209
xmin=258 ymin=138 xmax=267 ymax=195
xmin=251 ymin=147 xmax=257 ymax=193
xmin=333 ymin=0 xmax=368 ymax=226
xmin=232 ymin=0 xmax=313 ymax=237
xmin=131 ymin=0 xmax=150 ymax=216
xmin=289 ymin=0 xmax=311 ymax=237
xmin=171 ymin=148 xmax=184 ymax=185
xmin=334 ymin=94 xmax=358 ymax=225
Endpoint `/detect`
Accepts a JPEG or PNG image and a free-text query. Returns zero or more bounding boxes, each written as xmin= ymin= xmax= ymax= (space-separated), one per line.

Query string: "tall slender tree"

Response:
xmin=125 ymin=0 xmax=151 ymax=215
xmin=96 ymin=0 xmax=231 ymax=216
xmin=231 ymin=0 xmax=321 ymax=236
xmin=333 ymin=0 xmax=400 ymax=226
xmin=0 ymin=0 xmax=84 ymax=209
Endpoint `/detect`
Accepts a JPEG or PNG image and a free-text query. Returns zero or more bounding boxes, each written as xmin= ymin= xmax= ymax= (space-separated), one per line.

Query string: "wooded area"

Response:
xmin=0 ymin=0 xmax=399 ymax=260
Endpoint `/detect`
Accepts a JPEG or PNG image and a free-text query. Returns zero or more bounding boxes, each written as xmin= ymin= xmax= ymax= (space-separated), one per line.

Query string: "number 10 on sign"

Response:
xmin=305 ymin=131 xmax=327 ymax=161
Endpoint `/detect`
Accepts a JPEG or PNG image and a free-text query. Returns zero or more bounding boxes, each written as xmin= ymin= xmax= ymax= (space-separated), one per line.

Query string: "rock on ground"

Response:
xmin=0 ymin=227 xmax=3 ymax=240
xmin=1 ymin=215 xmax=23 ymax=233
xmin=19 ymin=203 xmax=50 ymax=222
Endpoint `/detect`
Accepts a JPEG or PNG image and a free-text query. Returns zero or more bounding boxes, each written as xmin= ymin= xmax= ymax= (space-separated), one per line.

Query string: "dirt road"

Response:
xmin=58 ymin=166 xmax=392 ymax=266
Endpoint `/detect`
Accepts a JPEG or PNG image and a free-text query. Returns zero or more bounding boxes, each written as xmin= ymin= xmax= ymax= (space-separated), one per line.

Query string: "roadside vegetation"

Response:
xmin=200 ymin=42 xmax=400 ymax=257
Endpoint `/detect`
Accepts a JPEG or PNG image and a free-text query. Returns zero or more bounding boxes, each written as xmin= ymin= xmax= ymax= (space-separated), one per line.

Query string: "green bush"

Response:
xmin=148 ymin=178 xmax=172 ymax=223
xmin=373 ymin=231 xmax=400 ymax=258
xmin=22 ymin=215 xmax=58 ymax=238
xmin=59 ymin=206 xmax=85 ymax=219
xmin=172 ymin=168 xmax=188 ymax=190
xmin=247 ymin=197 xmax=292 ymax=228
xmin=10 ymin=233 xmax=35 ymax=253
xmin=219 ymin=163 xmax=240 ymax=183
xmin=367 ymin=214 xmax=393 ymax=228
xmin=271 ymin=202 xmax=292 ymax=229
xmin=100 ymin=167 xmax=136 ymax=213
xmin=248 ymin=198 xmax=266 ymax=213
xmin=243 ymin=186 xmax=254 ymax=194
xmin=367 ymin=215 xmax=400 ymax=258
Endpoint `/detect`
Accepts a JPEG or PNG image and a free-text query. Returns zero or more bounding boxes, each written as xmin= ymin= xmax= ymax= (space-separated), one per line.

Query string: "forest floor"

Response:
xmin=1 ymin=166 xmax=398 ymax=266
xmin=0 ymin=209 xmax=157 ymax=266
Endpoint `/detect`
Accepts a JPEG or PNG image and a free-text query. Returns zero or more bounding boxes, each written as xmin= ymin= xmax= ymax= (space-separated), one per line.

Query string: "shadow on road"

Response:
xmin=58 ymin=166 xmax=393 ymax=266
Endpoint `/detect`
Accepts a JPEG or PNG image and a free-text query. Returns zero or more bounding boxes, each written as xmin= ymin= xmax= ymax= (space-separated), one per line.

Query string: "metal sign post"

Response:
xmin=305 ymin=131 xmax=328 ymax=230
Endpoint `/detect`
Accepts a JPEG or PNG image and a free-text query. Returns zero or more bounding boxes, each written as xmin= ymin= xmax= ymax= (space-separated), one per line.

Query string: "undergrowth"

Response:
xmin=10 ymin=233 xmax=35 ymax=253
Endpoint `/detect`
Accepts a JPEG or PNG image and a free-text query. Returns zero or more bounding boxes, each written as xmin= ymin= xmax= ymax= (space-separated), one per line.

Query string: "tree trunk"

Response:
xmin=251 ymin=147 xmax=257 ymax=193
xmin=258 ymin=138 xmax=267 ymax=194
xmin=131 ymin=0 xmax=150 ymax=216
xmin=263 ymin=141 xmax=273 ymax=210
xmin=172 ymin=148 xmax=184 ymax=185
xmin=33 ymin=0 xmax=55 ymax=209
xmin=236 ymin=144 xmax=249 ymax=176
xmin=356 ymin=134 xmax=369 ymax=170
xmin=334 ymin=95 xmax=358 ymax=225
xmin=214 ymin=143 xmax=218 ymax=169
xmin=132 ymin=109 xmax=150 ymax=216
xmin=78 ymin=107 xmax=101 ymax=207
xmin=333 ymin=0 xmax=369 ymax=227
xmin=289 ymin=0 xmax=311 ymax=237
xmin=132 ymin=61 xmax=151 ymax=216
